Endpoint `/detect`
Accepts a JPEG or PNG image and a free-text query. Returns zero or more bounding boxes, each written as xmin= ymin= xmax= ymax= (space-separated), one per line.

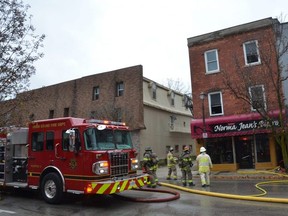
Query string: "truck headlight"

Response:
xmin=92 ymin=161 xmax=109 ymax=175
xmin=130 ymin=158 xmax=139 ymax=170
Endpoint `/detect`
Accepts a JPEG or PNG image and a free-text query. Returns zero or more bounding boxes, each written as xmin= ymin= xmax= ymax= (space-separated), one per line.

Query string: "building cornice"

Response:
xmin=187 ymin=17 xmax=279 ymax=47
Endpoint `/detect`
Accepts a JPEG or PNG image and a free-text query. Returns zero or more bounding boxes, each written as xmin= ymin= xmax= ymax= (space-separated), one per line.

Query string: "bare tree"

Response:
xmin=222 ymin=17 xmax=288 ymax=170
xmin=0 ymin=0 xmax=45 ymax=125
xmin=166 ymin=78 xmax=191 ymax=94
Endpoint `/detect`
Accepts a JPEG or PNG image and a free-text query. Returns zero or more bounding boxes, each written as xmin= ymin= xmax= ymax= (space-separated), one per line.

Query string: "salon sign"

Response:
xmin=212 ymin=119 xmax=280 ymax=133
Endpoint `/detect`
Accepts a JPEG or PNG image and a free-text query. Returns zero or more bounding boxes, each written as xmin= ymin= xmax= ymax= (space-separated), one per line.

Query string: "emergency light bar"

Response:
xmin=86 ymin=119 xmax=126 ymax=126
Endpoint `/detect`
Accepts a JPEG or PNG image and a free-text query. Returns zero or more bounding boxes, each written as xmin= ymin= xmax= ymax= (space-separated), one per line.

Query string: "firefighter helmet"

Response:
xmin=145 ymin=146 xmax=152 ymax=151
xmin=200 ymin=147 xmax=206 ymax=153
xmin=184 ymin=146 xmax=189 ymax=151
xmin=169 ymin=147 xmax=174 ymax=151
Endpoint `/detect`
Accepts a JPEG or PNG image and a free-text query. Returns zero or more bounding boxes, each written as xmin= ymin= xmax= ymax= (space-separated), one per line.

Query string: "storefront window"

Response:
xmin=206 ymin=137 xmax=233 ymax=164
xmin=255 ymin=134 xmax=270 ymax=162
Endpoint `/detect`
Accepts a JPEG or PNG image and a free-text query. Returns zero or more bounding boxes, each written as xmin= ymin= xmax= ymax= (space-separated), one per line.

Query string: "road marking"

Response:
xmin=0 ymin=209 xmax=16 ymax=214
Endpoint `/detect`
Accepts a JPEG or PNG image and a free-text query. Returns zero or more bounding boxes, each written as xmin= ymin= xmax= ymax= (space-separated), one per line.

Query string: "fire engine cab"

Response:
xmin=0 ymin=117 xmax=148 ymax=204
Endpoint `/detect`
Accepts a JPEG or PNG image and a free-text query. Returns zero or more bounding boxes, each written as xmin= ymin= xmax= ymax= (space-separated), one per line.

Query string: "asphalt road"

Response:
xmin=0 ymin=167 xmax=287 ymax=216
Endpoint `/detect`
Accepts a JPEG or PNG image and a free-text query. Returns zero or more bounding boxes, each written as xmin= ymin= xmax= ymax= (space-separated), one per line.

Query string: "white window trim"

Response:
xmin=170 ymin=91 xmax=175 ymax=106
xmin=93 ymin=86 xmax=99 ymax=100
xmin=152 ymin=82 xmax=157 ymax=100
xmin=243 ymin=40 xmax=261 ymax=66
xmin=117 ymin=82 xmax=124 ymax=97
xmin=249 ymin=85 xmax=266 ymax=111
xmin=204 ymin=49 xmax=220 ymax=74
xmin=208 ymin=91 xmax=224 ymax=116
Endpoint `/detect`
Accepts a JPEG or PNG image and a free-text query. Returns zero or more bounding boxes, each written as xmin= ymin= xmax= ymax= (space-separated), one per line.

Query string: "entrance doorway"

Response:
xmin=235 ymin=136 xmax=254 ymax=169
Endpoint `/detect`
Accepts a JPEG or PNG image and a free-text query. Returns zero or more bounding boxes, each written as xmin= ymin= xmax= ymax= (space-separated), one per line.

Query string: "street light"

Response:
xmin=200 ymin=92 xmax=207 ymax=140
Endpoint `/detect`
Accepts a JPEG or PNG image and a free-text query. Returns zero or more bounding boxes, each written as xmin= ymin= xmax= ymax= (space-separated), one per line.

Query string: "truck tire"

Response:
xmin=41 ymin=173 xmax=63 ymax=204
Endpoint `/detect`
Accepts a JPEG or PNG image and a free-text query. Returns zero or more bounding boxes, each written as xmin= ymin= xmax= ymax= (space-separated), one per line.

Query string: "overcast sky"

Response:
xmin=27 ymin=0 xmax=288 ymax=90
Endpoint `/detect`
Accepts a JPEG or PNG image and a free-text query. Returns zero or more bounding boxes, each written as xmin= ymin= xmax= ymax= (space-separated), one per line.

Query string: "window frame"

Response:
xmin=116 ymin=82 xmax=124 ymax=97
xmin=63 ymin=107 xmax=69 ymax=117
xmin=31 ymin=132 xmax=44 ymax=152
xmin=170 ymin=91 xmax=175 ymax=106
xmin=208 ymin=91 xmax=224 ymax=116
xmin=152 ymin=82 xmax=157 ymax=100
xmin=49 ymin=110 xmax=54 ymax=119
xmin=92 ymin=86 xmax=100 ymax=101
xmin=249 ymin=85 xmax=266 ymax=111
xmin=46 ymin=131 xmax=54 ymax=151
xmin=204 ymin=49 xmax=220 ymax=74
xmin=243 ymin=40 xmax=261 ymax=66
xmin=116 ymin=108 xmax=122 ymax=122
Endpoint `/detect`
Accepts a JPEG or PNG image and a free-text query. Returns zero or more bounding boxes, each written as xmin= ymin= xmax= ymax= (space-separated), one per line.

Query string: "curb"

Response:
xmin=155 ymin=166 xmax=288 ymax=181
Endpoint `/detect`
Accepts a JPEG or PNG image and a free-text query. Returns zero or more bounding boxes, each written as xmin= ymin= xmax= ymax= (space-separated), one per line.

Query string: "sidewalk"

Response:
xmin=155 ymin=165 xmax=288 ymax=180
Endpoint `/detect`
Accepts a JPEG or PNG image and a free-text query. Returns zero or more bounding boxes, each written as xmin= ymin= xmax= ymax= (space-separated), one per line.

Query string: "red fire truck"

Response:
xmin=0 ymin=117 xmax=148 ymax=204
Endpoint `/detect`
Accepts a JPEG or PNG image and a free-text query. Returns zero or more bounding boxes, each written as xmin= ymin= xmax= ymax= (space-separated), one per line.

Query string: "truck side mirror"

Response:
xmin=66 ymin=129 xmax=76 ymax=152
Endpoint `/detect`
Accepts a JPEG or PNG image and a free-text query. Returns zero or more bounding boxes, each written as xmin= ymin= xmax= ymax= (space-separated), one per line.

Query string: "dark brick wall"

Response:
xmin=12 ymin=65 xmax=144 ymax=130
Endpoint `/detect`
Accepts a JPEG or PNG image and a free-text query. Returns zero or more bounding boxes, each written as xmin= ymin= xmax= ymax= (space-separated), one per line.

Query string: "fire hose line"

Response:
xmin=114 ymin=168 xmax=288 ymax=203
xmin=160 ymin=169 xmax=288 ymax=204
xmin=113 ymin=187 xmax=180 ymax=202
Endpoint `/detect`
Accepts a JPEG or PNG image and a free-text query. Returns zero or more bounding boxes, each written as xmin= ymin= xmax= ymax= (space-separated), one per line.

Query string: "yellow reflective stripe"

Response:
xmin=110 ymin=182 xmax=119 ymax=193
xmin=97 ymin=184 xmax=110 ymax=194
xmin=138 ymin=178 xmax=145 ymax=187
xmin=120 ymin=180 xmax=129 ymax=191
xmin=91 ymin=182 xmax=97 ymax=189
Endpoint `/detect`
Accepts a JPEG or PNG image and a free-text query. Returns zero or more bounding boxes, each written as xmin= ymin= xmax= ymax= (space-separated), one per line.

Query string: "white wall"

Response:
xmin=139 ymin=78 xmax=194 ymax=162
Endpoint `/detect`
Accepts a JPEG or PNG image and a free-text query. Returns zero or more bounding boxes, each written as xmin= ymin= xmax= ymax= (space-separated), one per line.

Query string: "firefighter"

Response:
xmin=166 ymin=147 xmax=177 ymax=180
xmin=143 ymin=146 xmax=159 ymax=188
xmin=179 ymin=145 xmax=195 ymax=186
xmin=196 ymin=146 xmax=213 ymax=187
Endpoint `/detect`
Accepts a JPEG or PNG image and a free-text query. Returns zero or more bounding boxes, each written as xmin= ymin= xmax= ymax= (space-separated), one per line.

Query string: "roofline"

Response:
xmin=143 ymin=77 xmax=187 ymax=96
xmin=187 ymin=17 xmax=279 ymax=47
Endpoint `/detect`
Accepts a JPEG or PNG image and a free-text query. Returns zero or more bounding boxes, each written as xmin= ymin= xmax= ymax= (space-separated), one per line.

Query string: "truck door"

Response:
xmin=28 ymin=129 xmax=84 ymax=189
xmin=28 ymin=131 xmax=48 ymax=186
xmin=56 ymin=129 xmax=84 ymax=190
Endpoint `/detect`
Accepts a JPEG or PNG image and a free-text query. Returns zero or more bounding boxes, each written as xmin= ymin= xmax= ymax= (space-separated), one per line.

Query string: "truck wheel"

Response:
xmin=41 ymin=173 xmax=63 ymax=204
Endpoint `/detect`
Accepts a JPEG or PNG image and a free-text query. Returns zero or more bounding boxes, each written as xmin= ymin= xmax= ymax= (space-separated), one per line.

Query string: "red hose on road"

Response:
xmin=113 ymin=187 xmax=180 ymax=202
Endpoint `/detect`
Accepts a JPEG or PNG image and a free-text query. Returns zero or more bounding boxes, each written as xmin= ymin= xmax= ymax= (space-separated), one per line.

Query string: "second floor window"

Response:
xmin=92 ymin=86 xmax=99 ymax=100
xmin=204 ymin=49 xmax=219 ymax=73
xmin=249 ymin=85 xmax=266 ymax=111
xmin=208 ymin=92 xmax=223 ymax=116
xmin=243 ymin=40 xmax=260 ymax=65
xmin=49 ymin=110 xmax=54 ymax=119
xmin=64 ymin=107 xmax=69 ymax=117
xmin=116 ymin=82 xmax=124 ymax=97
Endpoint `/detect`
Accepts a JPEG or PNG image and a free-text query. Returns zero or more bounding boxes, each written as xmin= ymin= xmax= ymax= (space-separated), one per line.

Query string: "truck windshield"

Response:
xmin=84 ymin=128 xmax=133 ymax=150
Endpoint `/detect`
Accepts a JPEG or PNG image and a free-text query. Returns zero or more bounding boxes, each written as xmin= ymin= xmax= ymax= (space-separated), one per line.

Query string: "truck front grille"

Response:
xmin=109 ymin=152 xmax=128 ymax=177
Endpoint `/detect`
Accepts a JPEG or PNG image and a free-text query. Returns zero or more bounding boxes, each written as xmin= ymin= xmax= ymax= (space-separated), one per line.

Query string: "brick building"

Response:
xmin=188 ymin=18 xmax=288 ymax=171
xmin=1 ymin=65 xmax=193 ymax=162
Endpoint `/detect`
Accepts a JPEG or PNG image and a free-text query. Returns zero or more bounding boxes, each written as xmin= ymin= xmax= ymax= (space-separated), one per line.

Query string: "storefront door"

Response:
xmin=235 ymin=136 xmax=254 ymax=169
